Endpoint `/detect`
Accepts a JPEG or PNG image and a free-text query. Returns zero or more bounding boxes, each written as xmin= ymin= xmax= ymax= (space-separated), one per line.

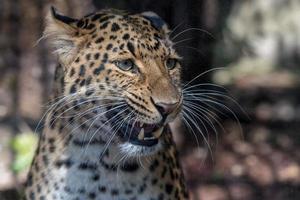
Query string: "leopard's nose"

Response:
xmin=154 ymin=102 xmax=178 ymax=119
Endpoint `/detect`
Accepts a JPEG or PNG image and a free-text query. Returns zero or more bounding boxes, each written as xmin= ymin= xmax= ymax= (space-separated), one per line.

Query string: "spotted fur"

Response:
xmin=25 ymin=7 xmax=188 ymax=200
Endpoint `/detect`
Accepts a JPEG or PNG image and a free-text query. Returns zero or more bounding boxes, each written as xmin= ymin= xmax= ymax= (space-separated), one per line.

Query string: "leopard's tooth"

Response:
xmin=153 ymin=126 xmax=164 ymax=138
xmin=138 ymin=128 xmax=145 ymax=140
xmin=140 ymin=122 xmax=144 ymax=127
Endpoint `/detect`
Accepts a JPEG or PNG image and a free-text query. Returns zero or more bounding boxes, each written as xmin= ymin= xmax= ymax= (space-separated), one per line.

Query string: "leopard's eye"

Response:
xmin=114 ymin=59 xmax=135 ymax=71
xmin=165 ymin=58 xmax=178 ymax=70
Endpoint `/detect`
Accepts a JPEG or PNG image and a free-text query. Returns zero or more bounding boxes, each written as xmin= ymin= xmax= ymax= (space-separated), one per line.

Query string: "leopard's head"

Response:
xmin=46 ymin=7 xmax=182 ymax=156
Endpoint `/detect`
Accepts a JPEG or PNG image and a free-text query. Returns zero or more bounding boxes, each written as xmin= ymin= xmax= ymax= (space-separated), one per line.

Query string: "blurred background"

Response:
xmin=0 ymin=0 xmax=300 ymax=199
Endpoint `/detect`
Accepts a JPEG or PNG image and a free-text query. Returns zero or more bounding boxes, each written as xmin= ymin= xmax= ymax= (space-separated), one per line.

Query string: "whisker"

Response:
xmin=182 ymin=110 xmax=214 ymax=161
xmin=98 ymin=109 xmax=133 ymax=159
xmin=172 ymin=38 xmax=194 ymax=46
xmin=81 ymin=105 xmax=129 ymax=154
xmin=184 ymin=91 xmax=248 ymax=120
xmin=168 ymin=21 xmax=185 ymax=38
xmin=34 ymin=94 xmax=77 ymax=133
xmin=171 ymin=27 xmax=215 ymax=41
xmin=183 ymin=68 xmax=225 ymax=88
xmin=183 ymin=82 xmax=227 ymax=91
xmin=183 ymin=105 xmax=210 ymax=139
xmin=186 ymin=99 xmax=227 ymax=128
xmin=192 ymin=96 xmax=243 ymax=138
xmin=48 ymin=96 xmax=124 ymax=128
xmin=175 ymin=45 xmax=205 ymax=56
xmin=183 ymin=101 xmax=223 ymax=144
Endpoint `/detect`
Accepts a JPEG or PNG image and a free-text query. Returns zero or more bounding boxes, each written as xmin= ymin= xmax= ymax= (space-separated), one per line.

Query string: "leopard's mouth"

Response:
xmin=107 ymin=107 xmax=165 ymax=147
xmin=118 ymin=121 xmax=165 ymax=147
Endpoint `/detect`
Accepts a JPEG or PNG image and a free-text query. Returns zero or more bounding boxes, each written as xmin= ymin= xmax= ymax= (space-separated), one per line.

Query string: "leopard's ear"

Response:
xmin=44 ymin=7 xmax=83 ymax=66
xmin=141 ymin=11 xmax=170 ymax=34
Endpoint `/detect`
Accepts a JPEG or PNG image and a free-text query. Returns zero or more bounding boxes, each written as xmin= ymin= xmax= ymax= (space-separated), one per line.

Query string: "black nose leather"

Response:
xmin=155 ymin=102 xmax=177 ymax=119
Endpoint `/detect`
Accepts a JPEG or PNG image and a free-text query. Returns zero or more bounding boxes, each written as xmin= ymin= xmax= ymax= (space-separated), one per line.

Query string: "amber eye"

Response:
xmin=114 ymin=59 xmax=135 ymax=71
xmin=166 ymin=58 xmax=178 ymax=70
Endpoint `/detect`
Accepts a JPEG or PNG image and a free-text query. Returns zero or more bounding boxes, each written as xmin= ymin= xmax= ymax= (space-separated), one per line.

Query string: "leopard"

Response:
xmin=25 ymin=6 xmax=189 ymax=200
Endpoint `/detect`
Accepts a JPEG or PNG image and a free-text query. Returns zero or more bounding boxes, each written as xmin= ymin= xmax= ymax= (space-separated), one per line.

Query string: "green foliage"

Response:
xmin=10 ymin=133 xmax=38 ymax=173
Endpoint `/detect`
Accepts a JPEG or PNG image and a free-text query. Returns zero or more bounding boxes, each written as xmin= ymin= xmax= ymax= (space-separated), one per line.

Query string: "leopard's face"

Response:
xmin=47 ymin=8 xmax=182 ymax=156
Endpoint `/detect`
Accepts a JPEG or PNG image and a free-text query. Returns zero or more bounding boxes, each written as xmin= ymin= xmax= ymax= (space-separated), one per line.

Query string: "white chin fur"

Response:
xmin=119 ymin=140 xmax=162 ymax=157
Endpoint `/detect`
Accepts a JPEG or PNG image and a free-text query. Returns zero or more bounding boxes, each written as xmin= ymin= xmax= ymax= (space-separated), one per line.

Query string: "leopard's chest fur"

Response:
xmin=25 ymin=116 xmax=188 ymax=200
